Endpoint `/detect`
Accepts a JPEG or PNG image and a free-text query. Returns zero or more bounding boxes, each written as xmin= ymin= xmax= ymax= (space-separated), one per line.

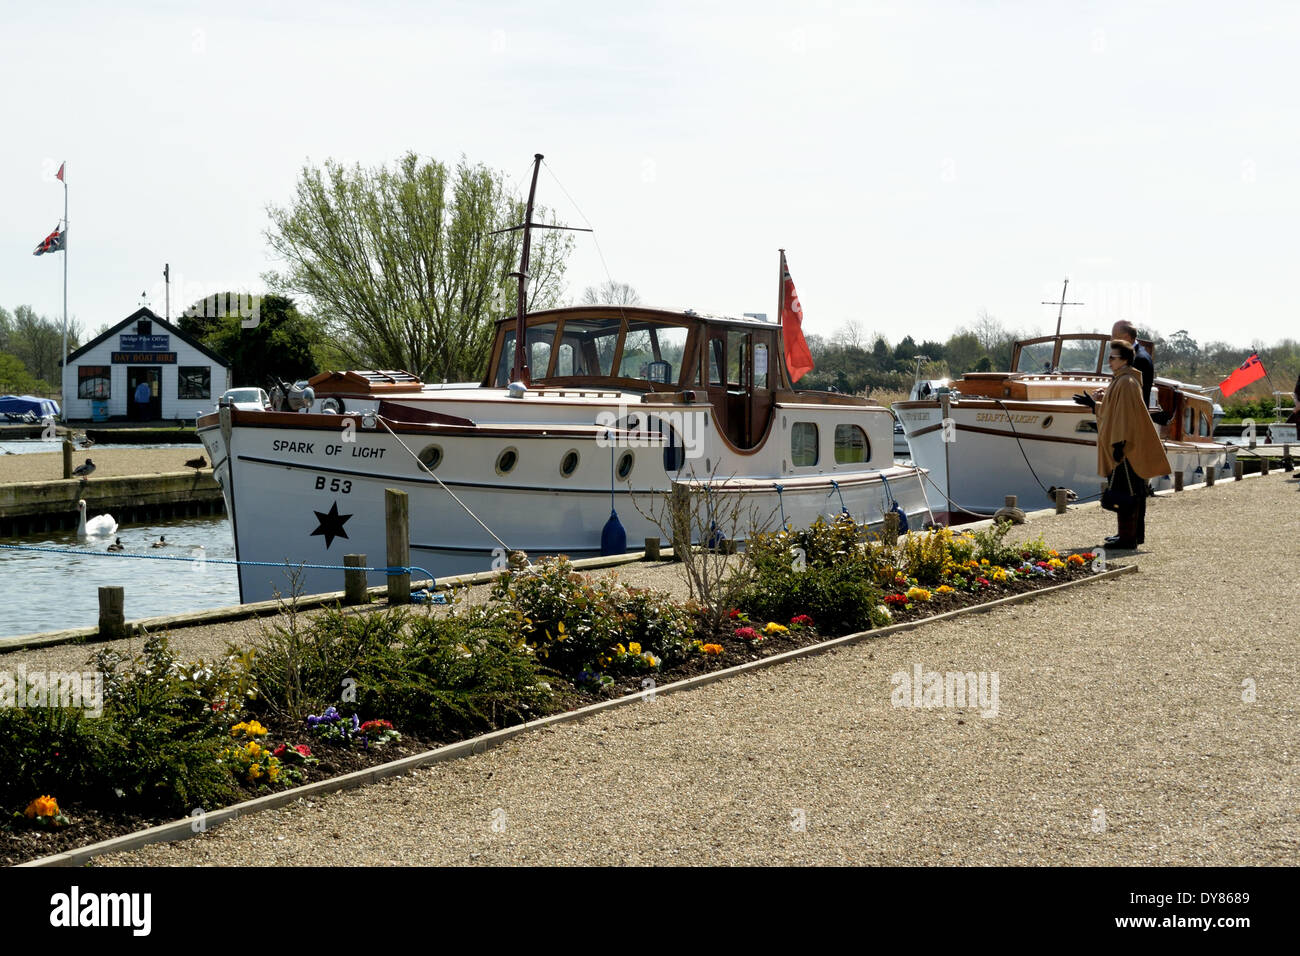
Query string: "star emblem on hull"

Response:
xmin=310 ymin=501 xmax=352 ymax=549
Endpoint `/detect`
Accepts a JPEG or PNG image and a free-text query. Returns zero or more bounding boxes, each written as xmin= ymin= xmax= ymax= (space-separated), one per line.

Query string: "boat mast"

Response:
xmin=492 ymin=153 xmax=592 ymax=386
xmin=1042 ymin=277 xmax=1084 ymax=338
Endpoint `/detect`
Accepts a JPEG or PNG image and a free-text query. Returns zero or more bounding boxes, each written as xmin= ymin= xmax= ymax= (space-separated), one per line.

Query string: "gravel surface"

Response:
xmin=78 ymin=474 xmax=1300 ymax=865
xmin=0 ymin=447 xmax=206 ymax=485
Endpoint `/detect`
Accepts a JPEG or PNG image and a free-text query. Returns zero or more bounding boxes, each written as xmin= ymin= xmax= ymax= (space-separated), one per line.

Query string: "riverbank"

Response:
xmin=60 ymin=471 xmax=1300 ymax=866
xmin=0 ymin=446 xmax=210 ymax=485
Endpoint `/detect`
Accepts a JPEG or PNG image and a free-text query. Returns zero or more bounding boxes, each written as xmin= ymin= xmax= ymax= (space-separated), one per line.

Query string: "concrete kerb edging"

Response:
xmin=21 ymin=562 xmax=1138 ymax=867
xmin=0 ymin=549 xmax=668 ymax=654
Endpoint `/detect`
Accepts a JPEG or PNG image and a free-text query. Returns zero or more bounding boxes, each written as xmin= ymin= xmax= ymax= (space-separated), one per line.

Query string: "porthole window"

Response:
xmin=833 ymin=424 xmax=869 ymax=464
xmin=417 ymin=444 xmax=443 ymax=471
xmin=560 ymin=449 xmax=580 ymax=477
xmin=496 ymin=447 xmax=518 ymax=475
xmin=791 ymin=422 xmax=819 ymax=466
xmin=616 ymin=451 xmax=635 ymax=480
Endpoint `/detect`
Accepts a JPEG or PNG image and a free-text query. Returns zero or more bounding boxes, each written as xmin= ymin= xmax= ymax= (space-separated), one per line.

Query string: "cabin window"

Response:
xmin=834 ymin=424 xmax=869 ymax=464
xmin=496 ymin=447 xmax=518 ymax=475
xmin=1076 ymin=420 xmax=1098 ymax=433
xmin=495 ymin=323 xmax=560 ymax=384
xmin=708 ymin=337 xmax=724 ymax=385
xmin=791 ymin=422 xmax=819 ymax=466
xmin=753 ymin=343 xmax=769 ymax=388
xmin=418 ymin=445 xmax=443 ymax=471
xmin=1198 ymin=412 xmax=1210 ymax=437
xmin=560 ymin=450 xmax=579 ymax=477
xmin=1183 ymin=407 xmax=1193 ymax=436
xmin=727 ymin=330 xmax=748 ymax=385
xmin=178 ymin=367 xmax=210 ymax=400
xmin=618 ymin=324 xmax=687 ymax=383
xmin=1015 ymin=341 xmax=1055 ymax=374
xmin=78 ymin=366 xmax=111 ymax=399
xmin=616 ymin=451 xmax=634 ymax=480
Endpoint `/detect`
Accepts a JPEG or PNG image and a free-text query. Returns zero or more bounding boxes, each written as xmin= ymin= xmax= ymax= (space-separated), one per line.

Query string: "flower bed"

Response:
xmin=1 ymin=517 xmax=1107 ymax=866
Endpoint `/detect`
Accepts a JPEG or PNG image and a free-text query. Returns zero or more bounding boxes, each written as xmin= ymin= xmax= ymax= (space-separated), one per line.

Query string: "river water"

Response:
xmin=0 ymin=514 xmax=239 ymax=639
xmin=0 ymin=440 xmax=199 ymax=455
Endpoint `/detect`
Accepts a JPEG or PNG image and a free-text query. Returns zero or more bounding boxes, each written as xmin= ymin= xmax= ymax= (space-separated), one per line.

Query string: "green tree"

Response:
xmin=265 ymin=153 xmax=574 ymax=382
xmin=8 ymin=306 xmax=81 ymax=384
xmin=179 ymin=293 xmax=318 ymax=388
xmin=944 ymin=331 xmax=986 ymax=374
xmin=0 ymin=353 xmax=43 ymax=394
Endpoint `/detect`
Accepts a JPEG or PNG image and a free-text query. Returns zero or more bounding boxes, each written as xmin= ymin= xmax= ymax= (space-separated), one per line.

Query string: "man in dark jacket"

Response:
xmin=1112 ymin=320 xmax=1154 ymax=406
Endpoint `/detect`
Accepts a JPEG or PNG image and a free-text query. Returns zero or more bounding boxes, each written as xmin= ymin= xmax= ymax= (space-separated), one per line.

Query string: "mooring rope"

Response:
xmin=0 ymin=542 xmax=434 ymax=581
xmin=372 ymin=414 xmax=517 ymax=557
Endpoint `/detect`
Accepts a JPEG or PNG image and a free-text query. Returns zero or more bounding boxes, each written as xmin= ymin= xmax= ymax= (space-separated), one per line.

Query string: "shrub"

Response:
xmin=351 ymin=601 xmax=553 ymax=737
xmin=492 ymin=557 xmax=700 ymax=678
xmin=0 ymin=706 xmax=102 ymax=808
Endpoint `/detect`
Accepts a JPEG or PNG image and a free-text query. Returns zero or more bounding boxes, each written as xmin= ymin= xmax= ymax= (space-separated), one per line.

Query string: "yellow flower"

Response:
xmin=980 ymin=559 xmax=989 ymax=566
xmin=935 ymin=585 xmax=955 ymax=594
xmin=616 ymin=643 xmax=626 ymax=656
xmin=628 ymin=642 xmax=642 ymax=656
xmin=700 ymin=643 xmax=724 ymax=655
xmin=763 ymin=622 xmax=789 ymax=635
xmin=906 ymin=586 xmax=931 ymax=602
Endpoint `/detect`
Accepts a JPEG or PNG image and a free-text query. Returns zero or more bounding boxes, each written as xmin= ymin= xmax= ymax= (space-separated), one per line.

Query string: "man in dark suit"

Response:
xmin=1111 ymin=320 xmax=1154 ymax=406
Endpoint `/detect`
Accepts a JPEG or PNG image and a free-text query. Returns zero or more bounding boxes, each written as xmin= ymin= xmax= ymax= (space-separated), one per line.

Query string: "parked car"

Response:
xmin=218 ymin=387 xmax=272 ymax=411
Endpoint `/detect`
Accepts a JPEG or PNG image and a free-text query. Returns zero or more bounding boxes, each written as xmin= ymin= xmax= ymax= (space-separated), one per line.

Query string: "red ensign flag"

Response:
xmin=780 ymin=251 xmax=814 ymax=382
xmin=56 ymin=162 xmax=65 ymax=182
xmin=1219 ymin=352 xmax=1266 ymax=397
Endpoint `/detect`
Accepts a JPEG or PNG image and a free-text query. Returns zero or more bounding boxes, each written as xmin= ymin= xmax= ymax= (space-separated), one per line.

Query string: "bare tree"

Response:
xmin=580 ymin=280 xmax=641 ymax=306
xmin=832 ymin=319 xmax=868 ymax=350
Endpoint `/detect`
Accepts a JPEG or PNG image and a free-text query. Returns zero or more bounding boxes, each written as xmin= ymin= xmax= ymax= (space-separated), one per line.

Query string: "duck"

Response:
xmin=151 ymin=535 xmax=168 ymax=548
xmin=107 ymin=538 xmax=125 ymax=552
xmin=184 ymin=455 xmax=207 ymax=469
xmin=79 ymin=437 xmax=95 ymax=449
xmin=71 ymin=458 xmax=96 ymax=479
xmin=76 ymin=499 xmax=118 ymax=537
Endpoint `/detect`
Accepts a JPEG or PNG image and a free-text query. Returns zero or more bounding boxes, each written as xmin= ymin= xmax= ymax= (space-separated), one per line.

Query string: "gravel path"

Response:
xmin=0 ymin=447 xmax=206 ymax=485
xmin=84 ymin=474 xmax=1300 ymax=865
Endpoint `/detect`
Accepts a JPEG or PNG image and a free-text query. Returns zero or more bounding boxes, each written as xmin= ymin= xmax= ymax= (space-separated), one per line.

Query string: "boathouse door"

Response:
xmin=705 ymin=328 xmax=775 ymax=450
xmin=127 ymin=367 xmax=162 ymax=421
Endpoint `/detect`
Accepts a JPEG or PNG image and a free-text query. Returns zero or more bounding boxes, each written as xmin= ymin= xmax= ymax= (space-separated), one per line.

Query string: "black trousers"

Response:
xmin=1113 ymin=460 xmax=1148 ymax=545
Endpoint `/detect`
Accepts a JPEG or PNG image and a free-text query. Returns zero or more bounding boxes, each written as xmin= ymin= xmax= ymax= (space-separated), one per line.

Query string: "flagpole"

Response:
xmin=61 ymin=164 xmax=68 ymax=421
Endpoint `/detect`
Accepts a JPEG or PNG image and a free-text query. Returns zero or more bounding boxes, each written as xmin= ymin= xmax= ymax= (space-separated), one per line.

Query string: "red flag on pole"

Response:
xmin=780 ymin=251 xmax=814 ymax=383
xmin=56 ymin=162 xmax=65 ymax=182
xmin=1219 ymin=352 xmax=1266 ymax=397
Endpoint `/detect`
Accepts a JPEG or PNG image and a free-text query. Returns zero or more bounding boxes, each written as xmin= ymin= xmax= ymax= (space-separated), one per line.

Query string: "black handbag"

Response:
xmin=1100 ymin=463 xmax=1138 ymax=512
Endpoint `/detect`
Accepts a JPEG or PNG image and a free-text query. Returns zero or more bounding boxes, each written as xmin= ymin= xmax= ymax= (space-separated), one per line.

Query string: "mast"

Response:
xmin=1042 ymin=277 xmax=1084 ymax=338
xmin=491 ymin=153 xmax=591 ymax=387
xmin=61 ymin=166 xmax=68 ymax=419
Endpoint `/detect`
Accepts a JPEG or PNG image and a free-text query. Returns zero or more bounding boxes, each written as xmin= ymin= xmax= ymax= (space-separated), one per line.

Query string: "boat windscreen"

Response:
xmin=1015 ymin=340 xmax=1055 ymax=373
xmin=1058 ymin=338 xmax=1105 ymax=373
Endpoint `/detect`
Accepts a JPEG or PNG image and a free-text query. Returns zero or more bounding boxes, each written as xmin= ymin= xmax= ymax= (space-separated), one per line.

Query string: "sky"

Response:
xmin=4 ymin=0 xmax=1298 ymax=355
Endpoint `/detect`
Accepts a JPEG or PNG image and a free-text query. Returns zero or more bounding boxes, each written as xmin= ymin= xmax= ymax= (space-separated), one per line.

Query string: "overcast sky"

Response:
xmin=4 ymin=0 xmax=1297 ymax=354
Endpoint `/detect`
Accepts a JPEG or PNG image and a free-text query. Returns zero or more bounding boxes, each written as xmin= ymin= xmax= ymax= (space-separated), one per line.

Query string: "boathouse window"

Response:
xmin=791 ymin=422 xmax=819 ymax=466
xmin=833 ymin=424 xmax=869 ymax=464
xmin=178 ymin=366 xmax=211 ymax=400
xmin=78 ymin=366 xmax=111 ymax=399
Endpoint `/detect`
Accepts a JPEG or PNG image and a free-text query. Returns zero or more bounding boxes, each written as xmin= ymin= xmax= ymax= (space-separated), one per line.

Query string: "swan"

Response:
xmin=76 ymin=499 xmax=118 ymax=537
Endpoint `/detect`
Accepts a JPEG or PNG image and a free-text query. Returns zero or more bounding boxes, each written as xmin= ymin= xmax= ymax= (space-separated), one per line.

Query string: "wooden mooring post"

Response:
xmin=62 ymin=439 xmax=74 ymax=479
xmin=1261 ymin=454 xmax=1270 ymax=476
xmin=1055 ymin=488 xmax=1068 ymax=513
xmin=98 ymin=586 xmax=127 ymax=639
xmin=1173 ymin=472 xmax=1184 ymax=492
xmin=343 ymin=554 xmax=369 ymax=605
xmin=385 ymin=489 xmax=410 ymax=604
xmin=1206 ymin=465 xmax=1216 ymax=487
xmin=1233 ymin=459 xmax=1244 ymax=481
xmin=1284 ymin=444 xmax=1293 ymax=472
xmin=644 ymin=537 xmax=661 ymax=560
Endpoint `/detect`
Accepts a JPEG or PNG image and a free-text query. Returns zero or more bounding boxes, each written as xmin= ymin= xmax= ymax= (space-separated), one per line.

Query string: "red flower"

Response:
xmin=272 ymin=744 xmax=287 ymax=757
xmin=728 ymin=608 xmax=741 ymax=619
xmin=359 ymin=719 xmax=395 ymax=734
xmin=885 ymin=594 xmax=908 ymax=605
xmin=975 ymin=577 xmax=991 ymax=587
xmin=790 ymin=614 xmax=814 ymax=627
xmin=294 ymin=744 xmax=312 ymax=757
xmin=734 ymin=626 xmax=761 ymax=641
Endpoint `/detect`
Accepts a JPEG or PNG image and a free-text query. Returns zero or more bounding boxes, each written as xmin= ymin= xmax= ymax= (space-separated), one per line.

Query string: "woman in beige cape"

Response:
xmin=1096 ymin=340 xmax=1171 ymax=549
